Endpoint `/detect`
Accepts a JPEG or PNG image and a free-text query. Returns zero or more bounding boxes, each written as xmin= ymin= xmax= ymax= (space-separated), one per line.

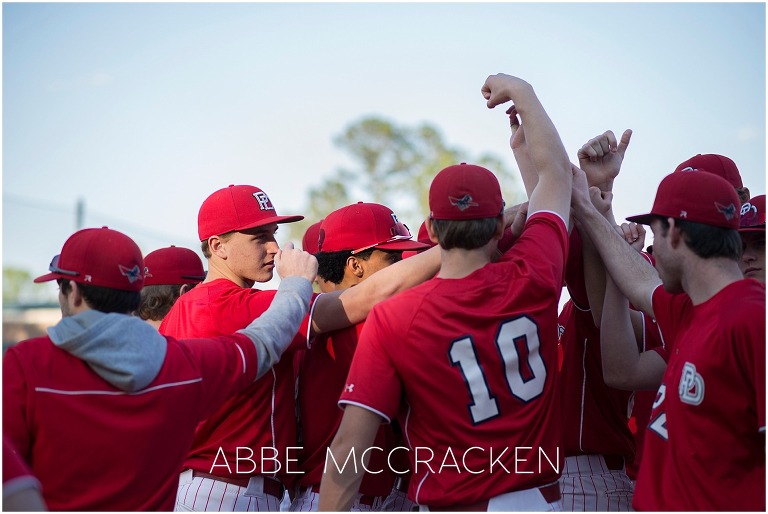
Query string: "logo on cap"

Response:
xmin=253 ymin=191 xmax=274 ymax=211
xmin=449 ymin=194 xmax=479 ymax=211
xmin=715 ymin=202 xmax=738 ymax=220
xmin=119 ymin=264 xmax=143 ymax=283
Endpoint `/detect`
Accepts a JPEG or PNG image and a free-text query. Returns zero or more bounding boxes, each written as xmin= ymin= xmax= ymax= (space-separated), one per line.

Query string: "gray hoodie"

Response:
xmin=48 ymin=276 xmax=314 ymax=392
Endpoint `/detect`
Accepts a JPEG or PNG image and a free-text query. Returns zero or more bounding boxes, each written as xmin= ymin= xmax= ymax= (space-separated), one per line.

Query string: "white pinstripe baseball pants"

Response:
xmin=559 ymin=455 xmax=634 ymax=511
xmin=175 ymin=470 xmax=284 ymax=512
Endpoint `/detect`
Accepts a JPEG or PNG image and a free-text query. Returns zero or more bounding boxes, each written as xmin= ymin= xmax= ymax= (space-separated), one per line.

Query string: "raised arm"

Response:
xmin=600 ymin=223 xmax=666 ymax=390
xmin=570 ymin=165 xmax=661 ymax=317
xmin=576 ymin=129 xmax=631 ymax=326
xmin=482 ymin=74 xmax=571 ymax=221
xmin=309 ymin=244 xmax=441 ymax=335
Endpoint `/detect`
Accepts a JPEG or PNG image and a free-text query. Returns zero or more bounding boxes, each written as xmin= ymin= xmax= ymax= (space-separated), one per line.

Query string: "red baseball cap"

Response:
xmin=302 ymin=220 xmax=323 ymax=254
xmin=739 ymin=195 xmax=766 ymax=232
xmin=143 ymin=246 xmax=206 ymax=286
xmin=674 ymin=154 xmax=743 ymax=189
xmin=34 ymin=227 xmax=145 ymax=292
xmin=429 ymin=163 xmax=504 ymax=220
xmin=402 ymin=221 xmax=437 ymax=259
xmin=626 ymin=171 xmax=741 ymax=229
xmin=197 ymin=185 xmax=303 ymax=241
xmin=317 ymin=202 xmax=430 ymax=254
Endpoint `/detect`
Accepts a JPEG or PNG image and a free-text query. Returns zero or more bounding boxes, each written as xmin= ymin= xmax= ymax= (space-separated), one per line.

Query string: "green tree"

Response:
xmin=3 ymin=267 xmax=32 ymax=304
xmin=290 ymin=116 xmax=523 ymax=243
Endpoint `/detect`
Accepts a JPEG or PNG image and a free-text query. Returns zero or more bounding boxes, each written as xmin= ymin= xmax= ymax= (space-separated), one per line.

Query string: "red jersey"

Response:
xmin=160 ymin=278 xmax=313 ymax=484
xmin=340 ymin=212 xmax=568 ymax=507
xmin=296 ymin=324 xmax=395 ymax=495
xmin=2 ymin=332 xmax=261 ymax=511
xmin=633 ymin=281 xmax=765 ymax=510
xmin=557 ymin=300 xmax=636 ymax=460
xmin=625 ymin=313 xmax=664 ymax=480
xmin=557 ymin=227 xmax=643 ymax=461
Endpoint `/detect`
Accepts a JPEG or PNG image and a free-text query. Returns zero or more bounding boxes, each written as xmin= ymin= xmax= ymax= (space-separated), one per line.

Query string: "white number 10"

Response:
xmin=449 ymin=316 xmax=547 ymax=425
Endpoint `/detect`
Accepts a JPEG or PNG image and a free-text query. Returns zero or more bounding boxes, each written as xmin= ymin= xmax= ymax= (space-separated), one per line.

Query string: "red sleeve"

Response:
xmin=338 ymin=306 xmax=402 ymax=422
xmin=175 ymin=333 xmax=262 ymax=420
xmin=499 ymin=212 xmax=569 ymax=293
xmin=651 ymin=285 xmax=692 ymax=355
xmin=563 ymin=226 xmax=589 ymax=309
xmin=2 ymin=348 xmax=31 ymax=460
xmin=3 ymin=435 xmax=40 ymax=495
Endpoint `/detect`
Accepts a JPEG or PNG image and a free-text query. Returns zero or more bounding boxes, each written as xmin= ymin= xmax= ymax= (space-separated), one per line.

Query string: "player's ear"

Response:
xmin=207 ymin=235 xmax=227 ymax=258
xmin=667 ymin=218 xmax=683 ymax=249
xmin=345 ymin=255 xmax=364 ymax=279
xmin=425 ymin=218 xmax=439 ymax=245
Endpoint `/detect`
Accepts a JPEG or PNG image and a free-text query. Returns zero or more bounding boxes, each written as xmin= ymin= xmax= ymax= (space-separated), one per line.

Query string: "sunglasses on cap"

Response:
xmin=49 ymin=254 xmax=79 ymax=277
xmin=350 ymin=222 xmax=413 ymax=255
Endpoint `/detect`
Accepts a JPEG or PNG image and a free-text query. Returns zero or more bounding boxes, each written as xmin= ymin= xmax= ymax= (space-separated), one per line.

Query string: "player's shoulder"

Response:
xmin=5 ymin=335 xmax=56 ymax=357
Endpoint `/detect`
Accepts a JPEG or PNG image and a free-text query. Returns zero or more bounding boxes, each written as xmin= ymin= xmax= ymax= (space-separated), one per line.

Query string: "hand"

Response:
xmin=507 ymin=106 xmax=526 ymax=152
xmin=481 ymin=73 xmax=532 ymax=109
xmin=508 ymin=202 xmax=529 ymax=239
xmin=589 ymin=186 xmax=613 ymax=216
xmin=275 ymin=242 xmax=318 ymax=282
xmin=576 ymin=129 xmax=632 ymax=190
xmin=570 ymin=163 xmax=592 ymax=212
xmin=615 ymin=222 xmax=646 ymax=253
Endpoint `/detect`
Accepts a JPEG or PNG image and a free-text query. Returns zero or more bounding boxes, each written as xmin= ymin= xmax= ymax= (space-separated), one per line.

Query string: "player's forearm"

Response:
xmin=510 ymin=85 xmax=570 ymax=185
xmin=318 ymin=407 xmax=380 ymax=511
xmin=601 ymin=274 xmax=647 ymax=390
xmin=237 ymin=276 xmax=314 ymax=379
xmin=311 ymin=245 xmax=440 ymax=334
xmin=572 ymin=201 xmax=659 ymax=317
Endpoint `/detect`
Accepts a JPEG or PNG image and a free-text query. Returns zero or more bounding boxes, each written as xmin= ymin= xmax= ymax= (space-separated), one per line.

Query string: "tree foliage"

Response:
xmin=290 ymin=116 xmax=523 ymax=244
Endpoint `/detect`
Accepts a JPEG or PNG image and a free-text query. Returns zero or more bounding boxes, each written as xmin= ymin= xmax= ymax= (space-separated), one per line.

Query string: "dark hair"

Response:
xmin=430 ymin=217 xmax=499 ymax=250
xmin=136 ymin=284 xmax=185 ymax=321
xmin=316 ymin=248 xmax=377 ymax=285
xmin=59 ymin=279 xmax=141 ymax=314
xmin=657 ymin=217 xmax=742 ymax=260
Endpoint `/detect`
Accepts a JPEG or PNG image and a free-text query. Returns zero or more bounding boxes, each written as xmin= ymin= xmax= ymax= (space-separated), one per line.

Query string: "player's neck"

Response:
xmin=682 ymin=256 xmax=744 ymax=305
xmin=436 ymin=246 xmax=493 ymax=279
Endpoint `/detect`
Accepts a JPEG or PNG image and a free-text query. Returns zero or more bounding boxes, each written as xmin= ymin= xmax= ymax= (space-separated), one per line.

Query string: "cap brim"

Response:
xmin=33 ymin=272 xmax=62 ymax=283
xmin=376 ymin=240 xmax=433 ymax=252
xmin=203 ymin=214 xmax=305 ymax=240
xmin=739 ymin=225 xmax=766 ymax=233
xmin=625 ymin=213 xmax=657 ymax=226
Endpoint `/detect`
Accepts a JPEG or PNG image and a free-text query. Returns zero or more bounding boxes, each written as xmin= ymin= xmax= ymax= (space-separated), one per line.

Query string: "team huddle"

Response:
xmin=3 ymin=74 xmax=765 ymax=512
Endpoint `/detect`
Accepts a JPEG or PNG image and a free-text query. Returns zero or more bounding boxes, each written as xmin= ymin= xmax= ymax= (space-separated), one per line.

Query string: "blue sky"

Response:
xmin=3 ymin=2 xmax=765 ymax=298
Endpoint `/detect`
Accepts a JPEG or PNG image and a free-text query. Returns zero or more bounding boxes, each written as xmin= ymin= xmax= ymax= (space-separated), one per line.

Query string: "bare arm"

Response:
xmin=571 ymin=165 xmax=661 ymax=317
xmin=576 ymin=129 xmax=631 ymax=326
xmin=602 ymin=272 xmax=667 ymax=390
xmin=318 ymin=406 xmax=382 ymax=511
xmin=310 ymin=244 xmax=441 ymax=335
xmin=482 ymin=74 xmax=571 ymax=221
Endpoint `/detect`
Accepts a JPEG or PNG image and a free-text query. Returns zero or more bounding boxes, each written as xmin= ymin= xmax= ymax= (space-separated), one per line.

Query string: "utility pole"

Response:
xmin=75 ymin=198 xmax=85 ymax=230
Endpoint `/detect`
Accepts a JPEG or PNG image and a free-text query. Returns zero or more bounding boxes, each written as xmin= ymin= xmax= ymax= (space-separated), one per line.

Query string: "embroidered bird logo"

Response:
xmin=449 ymin=194 xmax=479 ymax=211
xmin=715 ymin=202 xmax=737 ymax=220
xmin=119 ymin=264 xmax=143 ymax=283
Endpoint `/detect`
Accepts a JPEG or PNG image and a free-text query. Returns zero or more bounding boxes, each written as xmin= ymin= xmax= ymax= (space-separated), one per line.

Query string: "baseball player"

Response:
xmin=555 ymin=129 xmax=668 ymax=510
xmin=291 ymin=202 xmax=430 ymax=511
xmin=2 ymin=226 xmax=318 ymax=510
xmin=571 ymin=165 xmax=765 ymax=510
xmin=161 ymin=185 xmax=441 ymax=511
xmin=597 ymin=153 xmax=750 ymax=483
xmin=302 ymin=220 xmax=335 ymax=293
xmin=738 ymin=194 xmax=765 ymax=282
xmin=319 ymin=73 xmax=572 ymax=511
xmin=136 ymin=245 xmax=206 ymax=328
